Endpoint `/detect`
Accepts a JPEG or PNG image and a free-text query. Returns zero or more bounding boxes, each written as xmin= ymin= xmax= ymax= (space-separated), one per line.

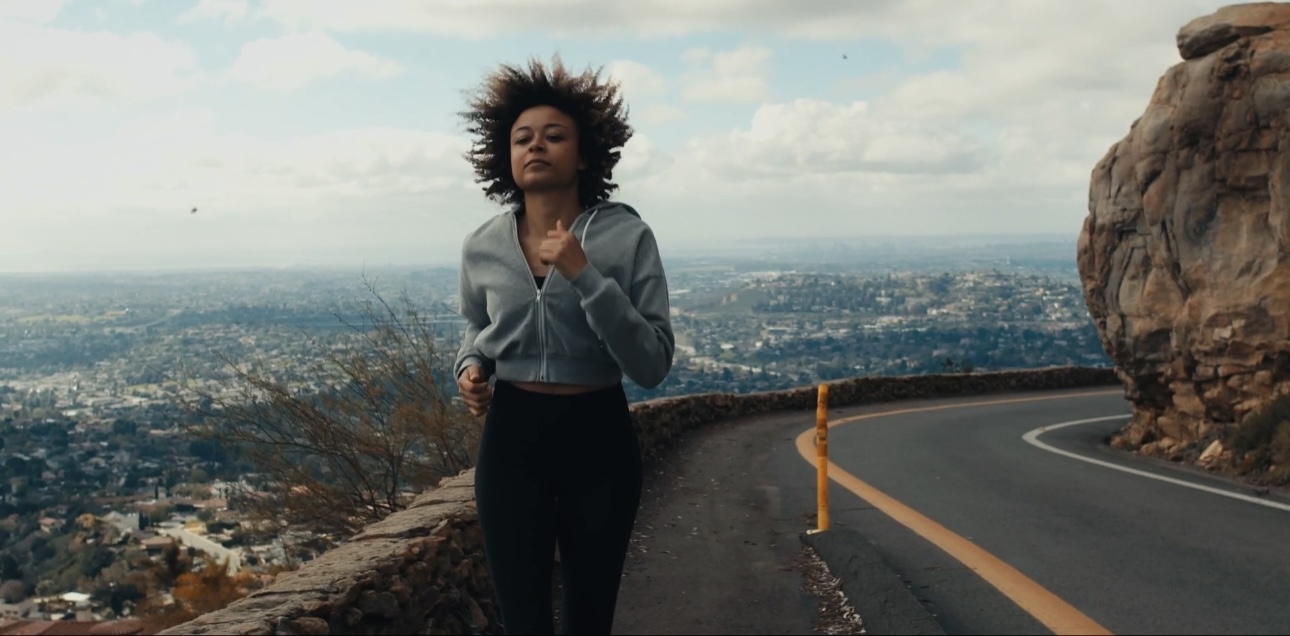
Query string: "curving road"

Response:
xmin=612 ymin=387 xmax=1290 ymax=635
xmin=811 ymin=388 xmax=1290 ymax=635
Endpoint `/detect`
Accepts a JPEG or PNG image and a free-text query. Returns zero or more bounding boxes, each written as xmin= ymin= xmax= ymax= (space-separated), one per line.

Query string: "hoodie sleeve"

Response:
xmin=568 ymin=227 xmax=675 ymax=389
xmin=453 ymin=238 xmax=494 ymax=380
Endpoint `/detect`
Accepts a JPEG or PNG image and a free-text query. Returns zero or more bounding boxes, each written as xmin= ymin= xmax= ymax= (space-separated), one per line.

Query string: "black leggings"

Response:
xmin=474 ymin=380 xmax=643 ymax=635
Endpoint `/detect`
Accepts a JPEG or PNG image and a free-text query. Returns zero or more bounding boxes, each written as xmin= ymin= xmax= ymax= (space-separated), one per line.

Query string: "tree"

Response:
xmin=103 ymin=581 xmax=143 ymax=615
xmin=137 ymin=554 xmax=259 ymax=633
xmin=0 ymin=553 xmax=20 ymax=581
xmin=144 ymin=504 xmax=175 ymax=526
xmin=34 ymin=579 xmax=57 ymax=597
xmin=159 ymin=541 xmax=189 ymax=587
xmin=187 ymin=439 xmax=225 ymax=463
xmin=29 ymin=537 xmax=54 ymax=566
xmin=0 ymin=580 xmax=25 ymax=603
xmin=183 ymin=281 xmax=482 ymax=540
xmin=78 ymin=546 xmax=115 ymax=579
xmin=172 ymin=556 xmax=254 ymax=615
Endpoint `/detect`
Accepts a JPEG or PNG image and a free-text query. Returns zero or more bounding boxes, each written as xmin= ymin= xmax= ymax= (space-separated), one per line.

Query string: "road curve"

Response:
xmin=806 ymin=388 xmax=1290 ymax=635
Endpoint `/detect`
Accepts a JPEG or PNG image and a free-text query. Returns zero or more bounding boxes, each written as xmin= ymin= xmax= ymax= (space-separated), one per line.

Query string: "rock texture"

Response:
xmin=158 ymin=471 xmax=497 ymax=635
xmin=161 ymin=365 xmax=1117 ymax=635
xmin=1080 ymin=3 xmax=1290 ymax=463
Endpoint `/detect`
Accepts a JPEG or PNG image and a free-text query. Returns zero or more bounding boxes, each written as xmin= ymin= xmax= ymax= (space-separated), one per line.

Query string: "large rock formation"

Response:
xmin=1080 ymin=3 xmax=1290 ymax=464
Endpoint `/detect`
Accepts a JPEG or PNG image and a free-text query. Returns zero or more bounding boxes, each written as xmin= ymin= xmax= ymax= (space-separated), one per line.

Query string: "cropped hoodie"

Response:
xmin=453 ymin=200 xmax=675 ymax=389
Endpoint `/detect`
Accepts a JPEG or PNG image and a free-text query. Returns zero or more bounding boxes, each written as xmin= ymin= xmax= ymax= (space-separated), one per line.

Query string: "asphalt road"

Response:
xmin=815 ymin=388 xmax=1290 ymax=635
xmin=611 ymin=387 xmax=1290 ymax=635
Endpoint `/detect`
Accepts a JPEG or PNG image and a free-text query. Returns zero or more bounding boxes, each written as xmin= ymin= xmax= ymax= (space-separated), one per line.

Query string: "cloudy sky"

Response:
xmin=0 ymin=0 xmax=1232 ymax=272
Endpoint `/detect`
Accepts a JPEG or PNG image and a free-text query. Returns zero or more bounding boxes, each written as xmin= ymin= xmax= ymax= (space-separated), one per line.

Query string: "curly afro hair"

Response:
xmin=459 ymin=55 xmax=633 ymax=209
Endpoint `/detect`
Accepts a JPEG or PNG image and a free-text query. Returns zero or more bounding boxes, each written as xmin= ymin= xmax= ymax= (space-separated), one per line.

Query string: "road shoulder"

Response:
xmin=611 ymin=412 xmax=826 ymax=635
xmin=801 ymin=526 xmax=945 ymax=635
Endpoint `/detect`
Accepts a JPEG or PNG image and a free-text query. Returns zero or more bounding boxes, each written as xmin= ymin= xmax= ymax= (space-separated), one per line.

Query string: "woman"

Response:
xmin=453 ymin=55 xmax=675 ymax=635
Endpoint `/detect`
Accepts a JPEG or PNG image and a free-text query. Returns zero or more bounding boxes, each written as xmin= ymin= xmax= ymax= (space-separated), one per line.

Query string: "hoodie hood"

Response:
xmin=575 ymin=200 xmax=639 ymax=246
xmin=585 ymin=200 xmax=640 ymax=219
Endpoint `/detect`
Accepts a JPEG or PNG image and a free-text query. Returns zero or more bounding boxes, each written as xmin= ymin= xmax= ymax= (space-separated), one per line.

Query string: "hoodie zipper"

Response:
xmin=512 ymin=207 xmax=601 ymax=383
xmin=511 ymin=213 xmax=548 ymax=381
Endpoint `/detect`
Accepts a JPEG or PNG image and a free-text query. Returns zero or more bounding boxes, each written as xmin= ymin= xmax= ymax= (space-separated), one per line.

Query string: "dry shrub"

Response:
xmin=182 ymin=279 xmax=482 ymax=542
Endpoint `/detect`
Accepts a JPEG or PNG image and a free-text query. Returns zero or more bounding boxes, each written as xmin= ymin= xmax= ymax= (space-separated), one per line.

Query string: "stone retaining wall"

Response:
xmin=161 ymin=365 xmax=1121 ymax=635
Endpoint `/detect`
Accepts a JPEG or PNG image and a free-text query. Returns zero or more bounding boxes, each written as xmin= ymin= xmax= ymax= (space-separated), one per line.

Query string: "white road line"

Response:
xmin=1023 ymin=415 xmax=1290 ymax=513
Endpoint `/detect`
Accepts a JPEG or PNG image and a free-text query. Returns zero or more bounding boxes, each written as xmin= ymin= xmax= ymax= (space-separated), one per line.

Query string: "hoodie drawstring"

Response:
xmin=579 ymin=209 xmax=601 ymax=246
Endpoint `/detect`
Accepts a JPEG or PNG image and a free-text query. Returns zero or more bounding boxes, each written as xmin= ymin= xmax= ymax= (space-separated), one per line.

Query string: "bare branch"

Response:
xmin=178 ymin=281 xmax=482 ymax=541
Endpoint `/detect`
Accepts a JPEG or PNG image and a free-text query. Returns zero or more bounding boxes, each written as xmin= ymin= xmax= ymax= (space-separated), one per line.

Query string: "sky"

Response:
xmin=0 ymin=0 xmax=1235 ymax=272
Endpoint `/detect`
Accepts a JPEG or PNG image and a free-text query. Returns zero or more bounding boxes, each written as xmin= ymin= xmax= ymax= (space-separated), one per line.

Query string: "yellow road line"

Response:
xmin=795 ymin=389 xmax=1122 ymax=636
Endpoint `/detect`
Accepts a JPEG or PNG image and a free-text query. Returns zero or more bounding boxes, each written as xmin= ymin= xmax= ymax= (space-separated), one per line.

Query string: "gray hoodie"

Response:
xmin=453 ymin=200 xmax=674 ymax=389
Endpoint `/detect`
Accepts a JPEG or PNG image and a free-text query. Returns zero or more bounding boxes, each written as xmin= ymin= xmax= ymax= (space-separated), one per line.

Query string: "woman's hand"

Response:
xmin=538 ymin=219 xmax=588 ymax=280
xmin=457 ymin=365 xmax=492 ymax=417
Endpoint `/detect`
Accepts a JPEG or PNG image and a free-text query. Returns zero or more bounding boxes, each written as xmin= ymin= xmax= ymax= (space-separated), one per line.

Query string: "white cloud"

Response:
xmin=0 ymin=20 xmax=200 ymax=111
xmin=224 ymin=32 xmax=403 ymax=91
xmin=0 ymin=0 xmax=65 ymax=24
xmin=1 ymin=107 xmax=473 ymax=211
xmin=604 ymin=60 xmax=681 ymax=128
xmin=232 ymin=0 xmax=1224 ymax=45
xmin=639 ymin=103 xmax=684 ymax=125
xmin=177 ymin=0 xmax=249 ymax=24
xmin=0 ymin=107 xmax=488 ymax=270
xmin=680 ymin=46 xmax=772 ymax=103
xmin=615 ymin=133 xmax=671 ymax=182
xmin=652 ymin=99 xmax=986 ymax=184
xmin=235 ymin=0 xmax=912 ymax=38
xmin=844 ymin=1 xmax=1232 ymax=204
xmin=605 ymin=59 xmax=667 ymax=100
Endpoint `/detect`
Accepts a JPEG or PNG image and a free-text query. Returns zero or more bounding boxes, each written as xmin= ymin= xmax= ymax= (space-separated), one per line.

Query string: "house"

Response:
xmin=58 ymin=593 xmax=90 ymax=610
xmin=140 ymin=536 xmax=174 ymax=554
xmin=0 ymin=600 xmax=34 ymax=621
xmin=101 ymin=512 xmax=140 ymax=536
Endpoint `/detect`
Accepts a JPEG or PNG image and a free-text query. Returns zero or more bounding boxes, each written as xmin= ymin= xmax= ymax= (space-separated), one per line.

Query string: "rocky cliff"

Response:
xmin=1080 ymin=2 xmax=1290 ymax=469
xmin=160 ymin=366 xmax=1117 ymax=635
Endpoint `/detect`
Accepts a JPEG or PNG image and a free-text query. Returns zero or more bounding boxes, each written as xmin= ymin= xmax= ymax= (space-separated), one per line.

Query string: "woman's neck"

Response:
xmin=521 ymin=190 xmax=581 ymax=239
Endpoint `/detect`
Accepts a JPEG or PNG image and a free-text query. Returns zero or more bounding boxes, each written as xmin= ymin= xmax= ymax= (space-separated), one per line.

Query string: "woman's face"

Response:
xmin=510 ymin=105 xmax=583 ymax=195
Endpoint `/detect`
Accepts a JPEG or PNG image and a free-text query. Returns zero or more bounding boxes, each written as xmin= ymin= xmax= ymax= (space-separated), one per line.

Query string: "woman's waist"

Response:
xmin=507 ymin=380 xmax=618 ymax=395
xmin=492 ymin=355 xmax=623 ymax=387
xmin=493 ymin=375 xmax=628 ymax=409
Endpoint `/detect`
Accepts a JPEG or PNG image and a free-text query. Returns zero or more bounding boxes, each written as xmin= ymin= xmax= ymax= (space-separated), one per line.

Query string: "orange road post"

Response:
xmin=814 ymin=383 xmax=829 ymax=533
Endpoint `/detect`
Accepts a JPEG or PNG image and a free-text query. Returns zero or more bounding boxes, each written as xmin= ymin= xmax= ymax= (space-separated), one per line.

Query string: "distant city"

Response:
xmin=0 ymin=236 xmax=1109 ymax=625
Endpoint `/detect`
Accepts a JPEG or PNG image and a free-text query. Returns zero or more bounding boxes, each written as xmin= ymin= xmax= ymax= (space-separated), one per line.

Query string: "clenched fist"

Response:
xmin=457 ymin=365 xmax=492 ymax=417
xmin=538 ymin=219 xmax=588 ymax=280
